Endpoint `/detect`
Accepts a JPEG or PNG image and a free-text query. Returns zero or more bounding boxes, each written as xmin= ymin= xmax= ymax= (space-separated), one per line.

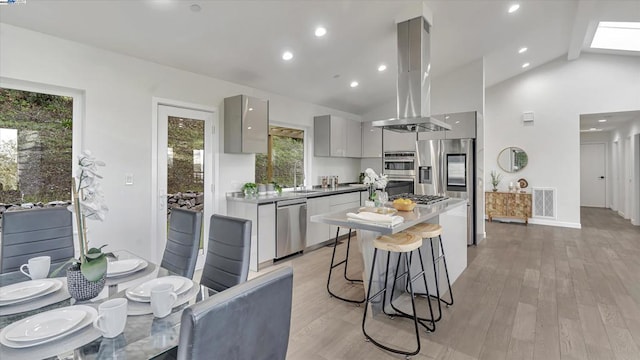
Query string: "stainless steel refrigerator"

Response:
xmin=416 ymin=138 xmax=476 ymax=245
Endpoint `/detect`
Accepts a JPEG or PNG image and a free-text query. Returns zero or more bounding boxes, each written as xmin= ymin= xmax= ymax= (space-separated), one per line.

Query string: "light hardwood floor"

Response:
xmin=277 ymin=207 xmax=640 ymax=359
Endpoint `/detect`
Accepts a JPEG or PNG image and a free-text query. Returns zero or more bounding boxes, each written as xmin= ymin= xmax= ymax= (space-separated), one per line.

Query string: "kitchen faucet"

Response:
xmin=293 ymin=161 xmax=303 ymax=191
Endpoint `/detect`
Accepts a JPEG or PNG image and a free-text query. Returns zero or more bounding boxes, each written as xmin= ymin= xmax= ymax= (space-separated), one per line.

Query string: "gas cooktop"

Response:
xmin=390 ymin=193 xmax=449 ymax=206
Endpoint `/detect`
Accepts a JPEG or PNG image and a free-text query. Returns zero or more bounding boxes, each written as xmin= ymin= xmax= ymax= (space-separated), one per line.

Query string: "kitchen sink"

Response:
xmin=292 ymin=190 xmax=320 ymax=194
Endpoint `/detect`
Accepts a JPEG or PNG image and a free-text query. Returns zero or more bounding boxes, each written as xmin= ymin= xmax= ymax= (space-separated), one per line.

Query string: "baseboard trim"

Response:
xmin=529 ymin=218 xmax=582 ymax=229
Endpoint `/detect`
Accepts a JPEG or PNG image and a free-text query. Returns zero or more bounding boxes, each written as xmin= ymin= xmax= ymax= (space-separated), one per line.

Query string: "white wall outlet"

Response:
xmin=125 ymin=173 xmax=134 ymax=185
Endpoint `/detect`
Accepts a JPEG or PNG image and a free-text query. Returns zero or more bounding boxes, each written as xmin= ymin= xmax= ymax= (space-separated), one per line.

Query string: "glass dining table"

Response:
xmin=0 ymin=250 xmax=209 ymax=359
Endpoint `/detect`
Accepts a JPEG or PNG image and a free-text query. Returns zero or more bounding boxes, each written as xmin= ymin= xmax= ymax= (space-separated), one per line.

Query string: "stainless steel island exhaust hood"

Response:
xmin=372 ymin=16 xmax=451 ymax=133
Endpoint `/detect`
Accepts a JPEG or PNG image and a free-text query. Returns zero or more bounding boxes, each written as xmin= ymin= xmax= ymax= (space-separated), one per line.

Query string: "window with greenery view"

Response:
xmin=0 ymin=88 xmax=73 ymax=204
xmin=255 ymin=126 xmax=304 ymax=188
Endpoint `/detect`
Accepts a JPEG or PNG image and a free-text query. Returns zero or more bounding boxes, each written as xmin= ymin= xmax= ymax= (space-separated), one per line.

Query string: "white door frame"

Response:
xmin=151 ymin=97 xmax=219 ymax=265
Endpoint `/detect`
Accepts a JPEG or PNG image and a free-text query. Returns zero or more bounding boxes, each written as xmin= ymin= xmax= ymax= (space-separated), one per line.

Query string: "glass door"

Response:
xmin=157 ymin=105 xmax=214 ymax=268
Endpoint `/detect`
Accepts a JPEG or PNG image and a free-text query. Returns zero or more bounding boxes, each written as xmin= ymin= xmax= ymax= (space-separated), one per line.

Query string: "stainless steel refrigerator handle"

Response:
xmin=467 ymin=202 xmax=473 ymax=245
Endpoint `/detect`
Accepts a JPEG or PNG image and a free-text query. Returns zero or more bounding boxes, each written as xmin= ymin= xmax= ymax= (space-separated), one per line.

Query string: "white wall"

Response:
xmin=486 ymin=53 xmax=640 ymax=228
xmin=0 ymin=24 xmax=362 ymax=261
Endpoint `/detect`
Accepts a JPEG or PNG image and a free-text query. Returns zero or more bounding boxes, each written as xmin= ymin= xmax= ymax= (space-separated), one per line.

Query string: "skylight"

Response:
xmin=590 ymin=22 xmax=640 ymax=52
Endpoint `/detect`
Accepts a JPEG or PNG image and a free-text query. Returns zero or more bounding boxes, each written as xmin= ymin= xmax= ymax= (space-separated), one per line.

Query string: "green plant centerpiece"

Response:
xmin=242 ymin=182 xmax=257 ymax=196
xmin=490 ymin=170 xmax=502 ymax=192
xmin=65 ymin=151 xmax=110 ymax=300
xmin=271 ymin=181 xmax=283 ymax=194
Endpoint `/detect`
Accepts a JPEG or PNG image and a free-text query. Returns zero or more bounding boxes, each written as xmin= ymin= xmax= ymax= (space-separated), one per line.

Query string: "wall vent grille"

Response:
xmin=532 ymin=187 xmax=556 ymax=219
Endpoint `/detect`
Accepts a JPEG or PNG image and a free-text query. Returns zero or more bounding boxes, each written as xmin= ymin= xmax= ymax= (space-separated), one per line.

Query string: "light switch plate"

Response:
xmin=125 ymin=173 xmax=134 ymax=185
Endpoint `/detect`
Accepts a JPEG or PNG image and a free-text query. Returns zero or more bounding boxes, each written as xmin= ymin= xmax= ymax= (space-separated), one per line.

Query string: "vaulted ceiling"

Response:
xmin=1 ymin=0 xmax=637 ymax=114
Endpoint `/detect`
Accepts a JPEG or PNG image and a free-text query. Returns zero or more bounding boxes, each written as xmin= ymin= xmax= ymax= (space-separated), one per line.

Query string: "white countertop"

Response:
xmin=310 ymin=198 xmax=467 ymax=235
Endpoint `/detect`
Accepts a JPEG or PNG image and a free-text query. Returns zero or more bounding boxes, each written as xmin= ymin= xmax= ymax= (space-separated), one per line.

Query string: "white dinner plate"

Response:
xmin=125 ymin=276 xmax=193 ymax=302
xmin=0 ymin=280 xmax=53 ymax=303
xmin=107 ymin=259 xmax=147 ymax=277
xmin=0 ymin=279 xmax=63 ymax=307
xmin=0 ymin=305 xmax=97 ymax=349
xmin=4 ymin=308 xmax=86 ymax=342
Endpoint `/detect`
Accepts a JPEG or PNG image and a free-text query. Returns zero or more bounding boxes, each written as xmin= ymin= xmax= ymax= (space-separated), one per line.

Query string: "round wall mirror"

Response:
xmin=497 ymin=147 xmax=528 ymax=173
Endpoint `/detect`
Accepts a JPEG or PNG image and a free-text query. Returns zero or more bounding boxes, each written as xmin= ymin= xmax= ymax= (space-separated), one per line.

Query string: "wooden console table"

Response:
xmin=485 ymin=191 xmax=532 ymax=224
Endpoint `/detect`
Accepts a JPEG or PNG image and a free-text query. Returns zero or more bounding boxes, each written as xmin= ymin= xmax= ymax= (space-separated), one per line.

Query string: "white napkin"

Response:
xmin=346 ymin=212 xmax=404 ymax=226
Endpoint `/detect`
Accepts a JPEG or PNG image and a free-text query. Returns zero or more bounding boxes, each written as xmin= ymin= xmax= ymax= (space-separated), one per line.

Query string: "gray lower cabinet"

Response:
xmin=328 ymin=192 xmax=361 ymax=239
xmin=306 ymin=191 xmax=364 ymax=248
xmin=257 ymin=203 xmax=276 ymax=263
xmin=226 ymin=201 xmax=276 ymax=271
xmin=306 ymin=196 xmax=331 ymax=247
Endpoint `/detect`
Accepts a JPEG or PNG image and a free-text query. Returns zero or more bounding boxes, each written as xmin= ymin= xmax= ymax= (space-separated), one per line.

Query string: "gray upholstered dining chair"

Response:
xmin=199 ymin=214 xmax=251 ymax=293
xmin=177 ymin=266 xmax=293 ymax=360
xmin=0 ymin=207 xmax=75 ymax=273
xmin=160 ymin=208 xmax=203 ymax=279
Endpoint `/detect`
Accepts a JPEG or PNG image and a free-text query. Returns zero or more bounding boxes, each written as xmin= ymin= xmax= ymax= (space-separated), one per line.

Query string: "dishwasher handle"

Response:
xmin=277 ymin=198 xmax=307 ymax=207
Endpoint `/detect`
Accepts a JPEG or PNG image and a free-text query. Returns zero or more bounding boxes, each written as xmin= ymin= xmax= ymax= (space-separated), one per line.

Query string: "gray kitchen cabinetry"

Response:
xmin=226 ymin=201 xmax=276 ymax=271
xmin=383 ymin=128 xmax=418 ymax=152
xmin=224 ymin=95 xmax=269 ymax=154
xmin=361 ymin=121 xmax=382 ymax=158
xmin=306 ymin=196 xmax=331 ymax=247
xmin=346 ymin=120 xmax=362 ymax=158
xmin=328 ymin=192 xmax=361 ymax=240
xmin=257 ymin=203 xmax=276 ymax=263
xmin=314 ymin=115 xmax=362 ymax=158
xmin=418 ymin=111 xmax=477 ymax=141
xmin=306 ymin=191 xmax=364 ymax=249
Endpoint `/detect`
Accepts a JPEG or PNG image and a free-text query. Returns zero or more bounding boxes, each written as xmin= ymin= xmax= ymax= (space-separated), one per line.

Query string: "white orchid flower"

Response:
xmin=73 ymin=151 xmax=109 ymax=222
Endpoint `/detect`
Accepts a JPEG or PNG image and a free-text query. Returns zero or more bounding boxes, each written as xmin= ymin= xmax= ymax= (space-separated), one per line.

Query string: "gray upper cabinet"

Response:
xmin=361 ymin=121 xmax=382 ymax=158
xmin=383 ymin=129 xmax=417 ymax=152
xmin=418 ymin=111 xmax=477 ymax=140
xmin=224 ymin=95 xmax=269 ymax=154
xmin=346 ymin=120 xmax=362 ymax=158
xmin=314 ymin=115 xmax=361 ymax=158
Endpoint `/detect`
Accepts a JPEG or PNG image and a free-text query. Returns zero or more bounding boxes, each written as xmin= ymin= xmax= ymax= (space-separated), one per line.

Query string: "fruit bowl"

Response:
xmin=392 ymin=201 xmax=416 ymax=212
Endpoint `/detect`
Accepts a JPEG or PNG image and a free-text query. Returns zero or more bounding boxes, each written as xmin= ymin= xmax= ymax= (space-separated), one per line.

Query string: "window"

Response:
xmin=255 ymin=126 xmax=304 ymax=188
xmin=0 ymin=88 xmax=73 ymax=204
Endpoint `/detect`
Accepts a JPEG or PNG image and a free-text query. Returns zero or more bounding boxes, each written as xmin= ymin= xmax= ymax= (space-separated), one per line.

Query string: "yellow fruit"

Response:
xmin=402 ymin=199 xmax=412 ymax=205
xmin=393 ymin=198 xmax=403 ymax=204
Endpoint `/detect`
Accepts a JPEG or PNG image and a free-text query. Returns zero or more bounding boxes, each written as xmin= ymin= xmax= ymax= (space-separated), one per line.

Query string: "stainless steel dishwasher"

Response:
xmin=276 ymin=198 xmax=307 ymax=259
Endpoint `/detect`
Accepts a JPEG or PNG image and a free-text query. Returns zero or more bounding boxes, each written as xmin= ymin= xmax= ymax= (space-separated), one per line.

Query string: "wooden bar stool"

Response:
xmin=406 ymin=223 xmax=454 ymax=323
xmin=362 ymin=231 xmax=433 ymax=358
xmin=327 ymin=227 xmax=365 ymax=304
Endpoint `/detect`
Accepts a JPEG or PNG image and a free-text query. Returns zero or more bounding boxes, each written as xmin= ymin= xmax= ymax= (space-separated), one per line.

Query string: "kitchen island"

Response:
xmin=310 ymin=198 xmax=468 ymax=312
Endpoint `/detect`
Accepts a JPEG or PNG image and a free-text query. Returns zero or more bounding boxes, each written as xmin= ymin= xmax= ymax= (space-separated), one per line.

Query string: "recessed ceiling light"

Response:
xmin=190 ymin=4 xmax=201 ymax=12
xmin=455 ymin=121 xmax=460 ymax=124
xmin=282 ymin=51 xmax=293 ymax=61
xmin=247 ymin=126 xmax=252 ymax=130
xmin=522 ymin=62 xmax=530 ymax=68
xmin=598 ymin=119 xmax=607 ymax=123
xmin=248 ymin=107 xmax=253 ymax=111
xmin=591 ymin=21 xmax=640 ymax=52
xmin=378 ymin=64 xmax=387 ymax=72
xmin=518 ymin=47 xmax=528 ymax=54
xmin=590 ymin=127 xmax=597 ymax=131
xmin=508 ymin=4 xmax=520 ymax=13
xmin=350 ymin=81 xmax=359 ymax=88
xmin=315 ymin=26 xmax=327 ymax=37
xmin=445 ymin=116 xmax=450 ymax=119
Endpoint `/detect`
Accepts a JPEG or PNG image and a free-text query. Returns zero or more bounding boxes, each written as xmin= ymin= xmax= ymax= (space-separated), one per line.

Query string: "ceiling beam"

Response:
xmin=567 ymin=0 xmax=598 ymax=61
